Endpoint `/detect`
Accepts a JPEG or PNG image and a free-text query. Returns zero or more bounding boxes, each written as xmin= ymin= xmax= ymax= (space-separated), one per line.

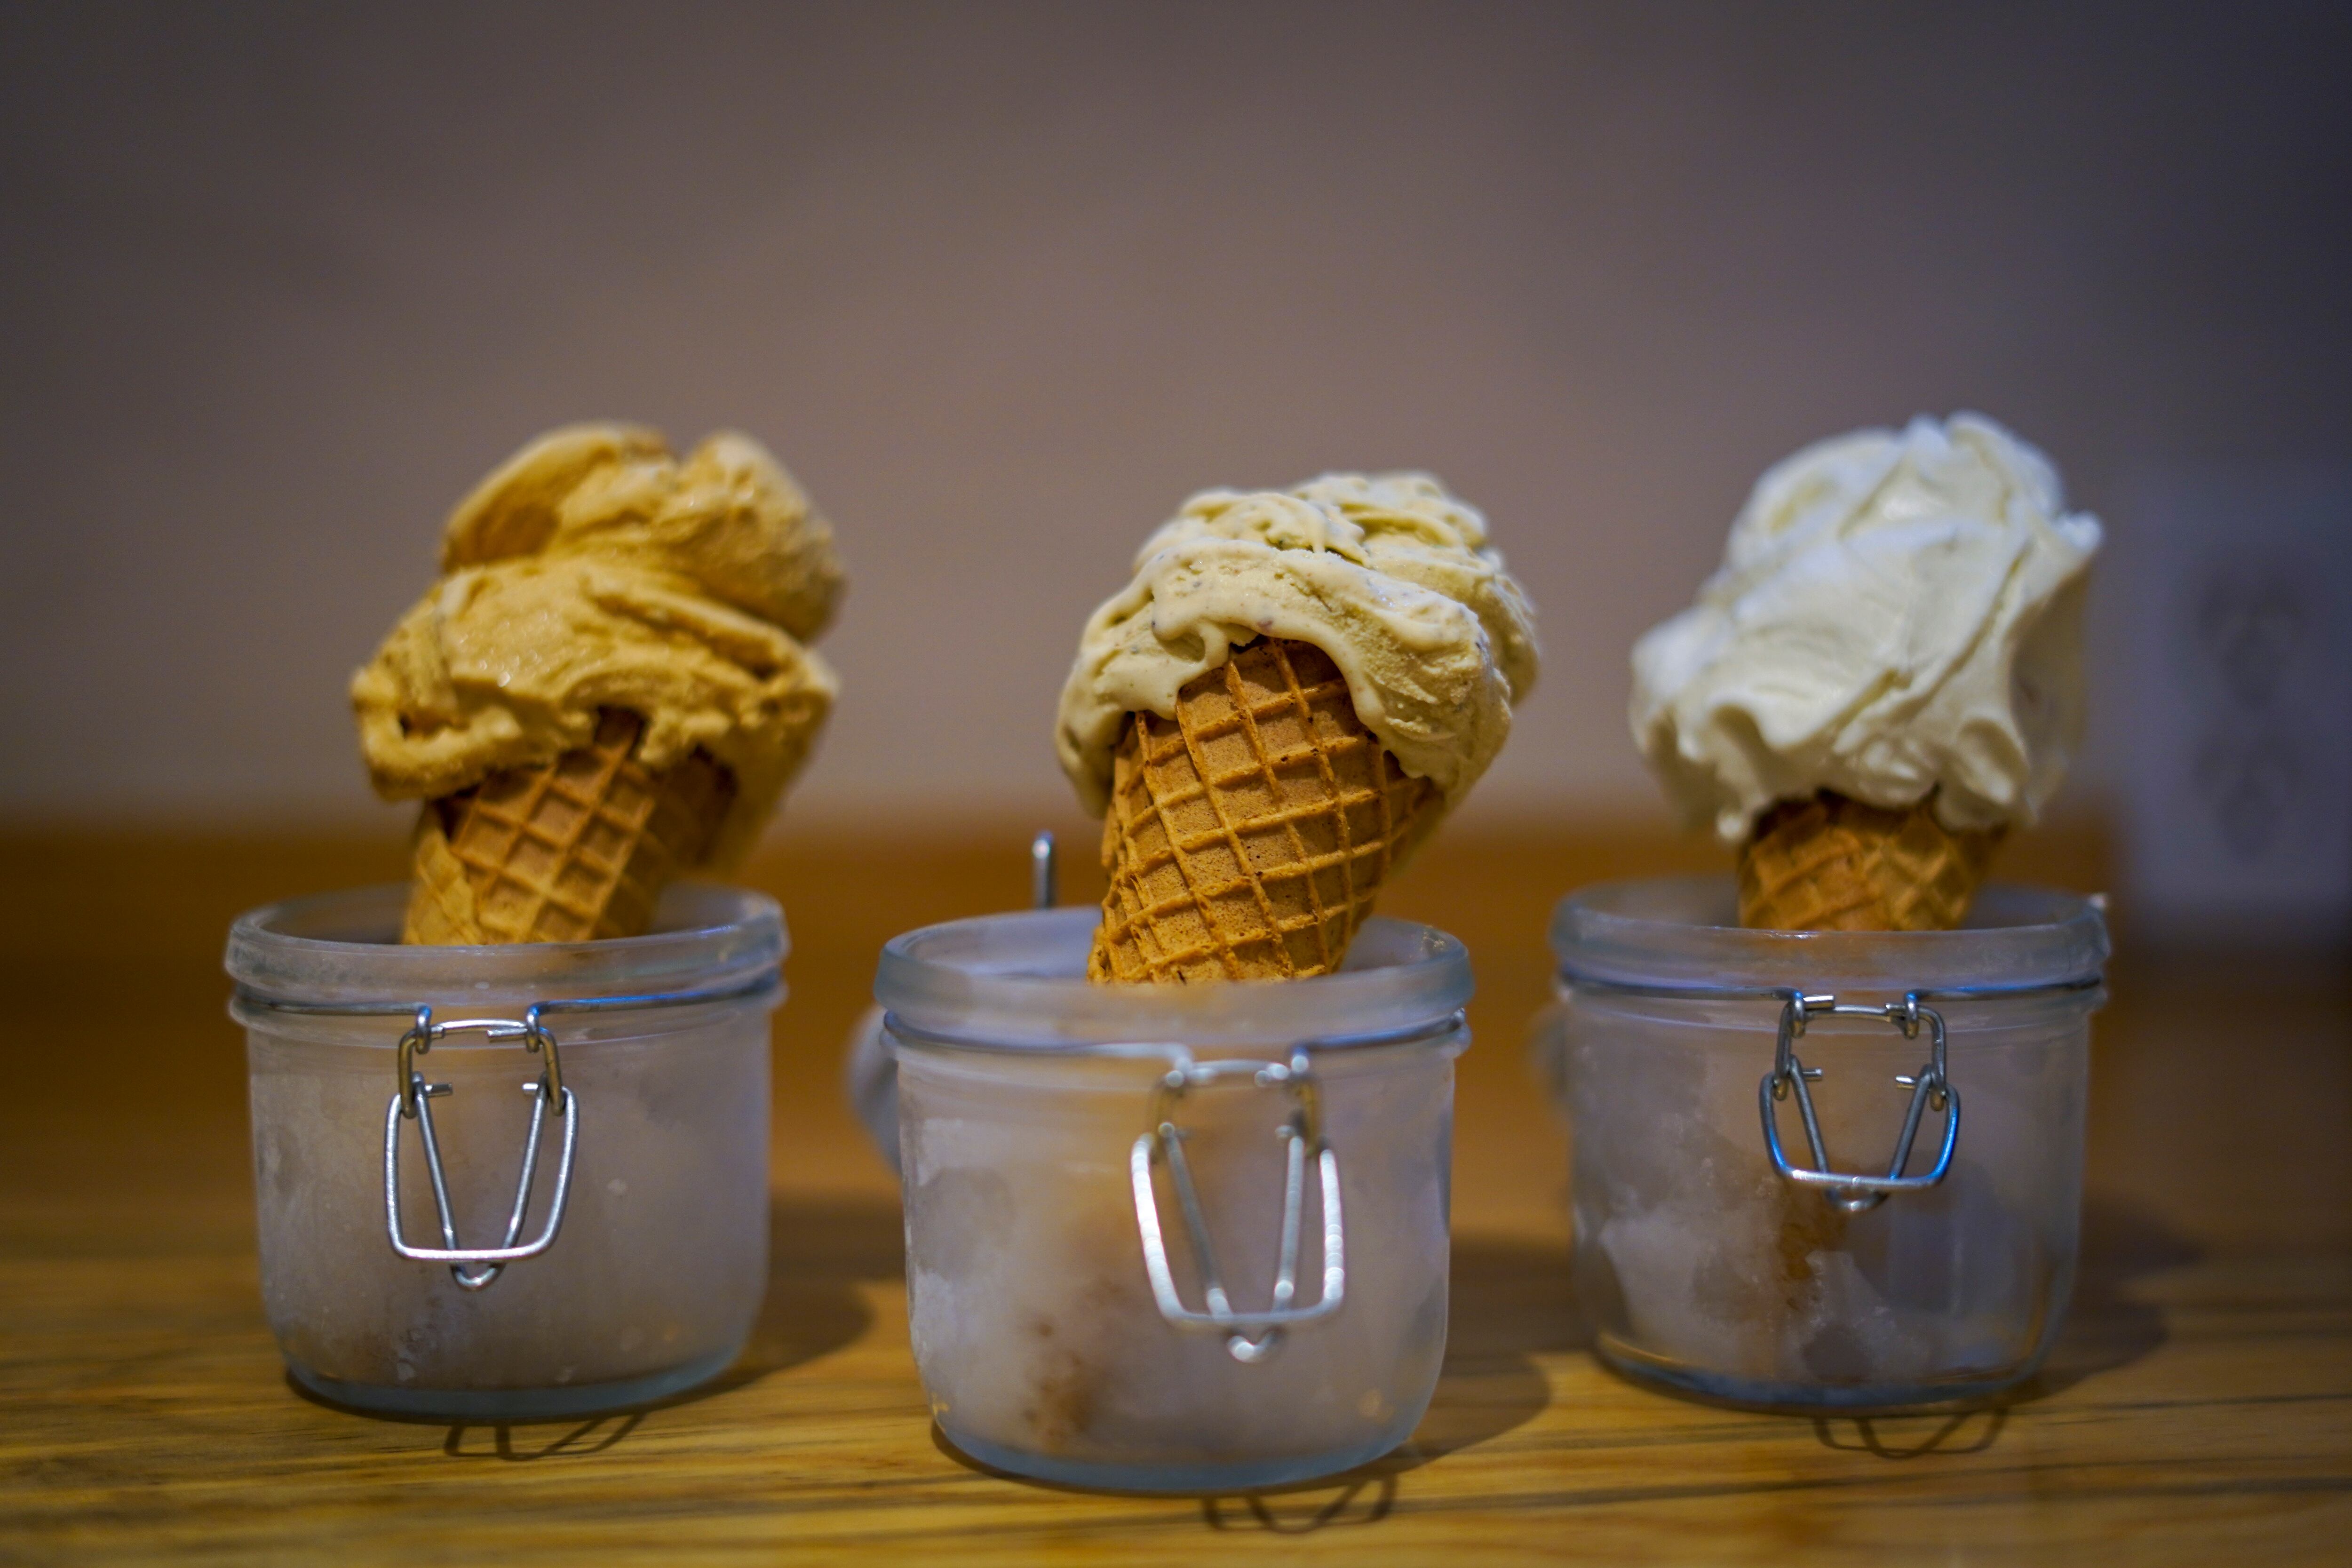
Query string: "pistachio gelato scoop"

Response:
xmin=352 ymin=423 xmax=843 ymax=869
xmin=1056 ymin=472 xmax=1538 ymax=819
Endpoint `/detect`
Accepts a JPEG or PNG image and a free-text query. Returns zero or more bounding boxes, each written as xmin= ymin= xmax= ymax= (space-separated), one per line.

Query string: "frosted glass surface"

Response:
xmin=882 ymin=909 xmax=1467 ymax=1488
xmin=229 ymin=883 xmax=781 ymax=1416
xmin=1544 ymin=878 xmax=2106 ymax=1408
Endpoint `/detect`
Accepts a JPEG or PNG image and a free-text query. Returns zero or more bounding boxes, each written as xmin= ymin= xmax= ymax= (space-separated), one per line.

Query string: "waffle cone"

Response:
xmin=1089 ymin=637 xmax=1437 ymax=983
xmin=401 ymin=708 xmax=735 ymax=944
xmin=1738 ymin=791 xmax=2002 ymax=932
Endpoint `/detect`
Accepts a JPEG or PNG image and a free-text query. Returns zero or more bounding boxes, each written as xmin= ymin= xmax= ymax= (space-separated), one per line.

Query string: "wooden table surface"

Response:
xmin=3 ymin=820 xmax=2347 ymax=1565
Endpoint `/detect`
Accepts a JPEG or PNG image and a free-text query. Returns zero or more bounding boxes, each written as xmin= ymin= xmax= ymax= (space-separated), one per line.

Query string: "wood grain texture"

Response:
xmin=2 ymin=819 xmax=2347 ymax=1566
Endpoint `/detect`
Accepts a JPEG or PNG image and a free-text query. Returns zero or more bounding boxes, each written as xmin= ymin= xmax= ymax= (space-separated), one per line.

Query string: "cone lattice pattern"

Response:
xmin=1089 ymin=638 xmax=1436 ymax=983
xmin=1738 ymin=791 xmax=2002 ymax=932
xmin=402 ymin=709 xmax=734 ymax=944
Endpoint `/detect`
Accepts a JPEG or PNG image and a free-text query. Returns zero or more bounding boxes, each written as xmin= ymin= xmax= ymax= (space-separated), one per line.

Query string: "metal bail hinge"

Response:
xmin=1130 ymin=1050 xmax=1345 ymax=1364
xmin=1760 ymin=990 xmax=1959 ymax=1214
xmin=384 ymin=1003 xmax=580 ymax=1290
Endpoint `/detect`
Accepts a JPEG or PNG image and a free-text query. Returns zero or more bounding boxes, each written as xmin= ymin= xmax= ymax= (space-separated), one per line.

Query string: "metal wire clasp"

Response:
xmin=385 ymin=1003 xmax=579 ymax=1290
xmin=1760 ymin=990 xmax=1959 ymax=1214
xmin=1130 ymin=1050 xmax=1344 ymax=1364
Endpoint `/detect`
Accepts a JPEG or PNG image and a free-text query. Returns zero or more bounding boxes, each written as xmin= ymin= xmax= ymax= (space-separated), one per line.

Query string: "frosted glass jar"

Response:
xmin=1540 ymin=877 xmax=2108 ymax=1411
xmin=226 ymin=883 xmax=783 ymax=1419
xmin=878 ymin=907 xmax=1470 ymax=1492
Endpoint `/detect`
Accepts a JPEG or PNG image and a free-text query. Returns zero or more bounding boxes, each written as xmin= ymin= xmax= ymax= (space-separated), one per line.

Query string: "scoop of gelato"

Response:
xmin=353 ymin=424 xmax=843 ymax=867
xmin=1631 ymin=413 xmax=2101 ymax=845
xmin=1056 ymin=472 xmax=1537 ymax=816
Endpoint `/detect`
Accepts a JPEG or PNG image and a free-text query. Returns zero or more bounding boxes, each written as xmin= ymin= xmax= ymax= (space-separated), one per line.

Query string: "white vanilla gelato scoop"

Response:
xmin=1631 ymin=414 xmax=2102 ymax=845
xmin=1057 ymin=473 xmax=1538 ymax=817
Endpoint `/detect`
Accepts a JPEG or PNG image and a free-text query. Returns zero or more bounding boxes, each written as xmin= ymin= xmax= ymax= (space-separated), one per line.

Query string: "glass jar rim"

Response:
xmin=1551 ymin=876 xmax=2108 ymax=996
xmin=225 ymin=883 xmax=787 ymax=1010
xmin=875 ymin=907 xmax=1472 ymax=1050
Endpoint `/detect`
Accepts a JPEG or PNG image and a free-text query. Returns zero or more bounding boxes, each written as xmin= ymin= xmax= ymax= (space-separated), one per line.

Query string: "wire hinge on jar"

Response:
xmin=1131 ymin=1049 xmax=1344 ymax=1364
xmin=1760 ymin=990 xmax=1960 ymax=1215
xmin=385 ymin=1003 xmax=579 ymax=1291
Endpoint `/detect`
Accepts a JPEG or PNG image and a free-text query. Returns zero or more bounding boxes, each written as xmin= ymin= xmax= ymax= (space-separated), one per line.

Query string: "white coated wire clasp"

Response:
xmin=1130 ymin=1049 xmax=1345 ymax=1364
xmin=1761 ymin=989 xmax=1959 ymax=1214
xmin=384 ymin=1004 xmax=579 ymax=1290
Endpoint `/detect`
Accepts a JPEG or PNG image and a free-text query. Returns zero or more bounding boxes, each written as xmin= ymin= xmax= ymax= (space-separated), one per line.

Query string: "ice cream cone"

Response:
xmin=1738 ymin=790 xmax=2002 ymax=932
xmin=1089 ymin=637 xmax=1436 ymax=983
xmin=402 ymin=708 xmax=735 ymax=944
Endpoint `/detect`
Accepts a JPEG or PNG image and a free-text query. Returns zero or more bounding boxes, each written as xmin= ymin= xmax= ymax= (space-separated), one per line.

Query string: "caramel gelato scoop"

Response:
xmin=1059 ymin=473 xmax=1536 ymax=981
xmin=353 ymin=423 xmax=844 ymax=941
xmin=1057 ymin=473 xmax=1537 ymax=818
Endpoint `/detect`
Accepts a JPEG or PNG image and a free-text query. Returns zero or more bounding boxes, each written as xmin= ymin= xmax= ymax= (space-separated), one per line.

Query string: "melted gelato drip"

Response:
xmin=1630 ymin=414 xmax=2101 ymax=844
xmin=352 ymin=424 xmax=844 ymax=867
xmin=1056 ymin=473 xmax=1538 ymax=818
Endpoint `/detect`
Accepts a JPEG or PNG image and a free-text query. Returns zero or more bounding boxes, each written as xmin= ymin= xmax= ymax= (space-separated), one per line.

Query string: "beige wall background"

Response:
xmin=3 ymin=2 xmax=2348 ymax=838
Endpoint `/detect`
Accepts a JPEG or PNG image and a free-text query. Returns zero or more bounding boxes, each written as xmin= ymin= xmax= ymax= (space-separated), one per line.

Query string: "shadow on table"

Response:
xmin=2018 ymin=1192 xmax=2196 ymax=1398
xmin=1402 ymin=1229 xmax=1579 ymax=1457
xmin=1809 ymin=1406 xmax=2008 ymax=1459
xmin=441 ymin=1413 xmax=645 ymax=1460
xmin=930 ymin=1424 xmax=1413 ymax=1532
xmin=1799 ymin=1193 xmax=2197 ymax=1460
xmin=354 ymin=1191 xmax=905 ymax=1460
xmin=930 ymin=1229 xmax=1572 ymax=1531
xmin=719 ymin=1191 xmax=905 ymax=1390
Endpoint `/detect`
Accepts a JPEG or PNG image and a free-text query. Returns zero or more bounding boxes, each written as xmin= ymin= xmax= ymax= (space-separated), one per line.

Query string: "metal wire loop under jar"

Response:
xmin=242 ymin=976 xmax=779 ymax=1291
